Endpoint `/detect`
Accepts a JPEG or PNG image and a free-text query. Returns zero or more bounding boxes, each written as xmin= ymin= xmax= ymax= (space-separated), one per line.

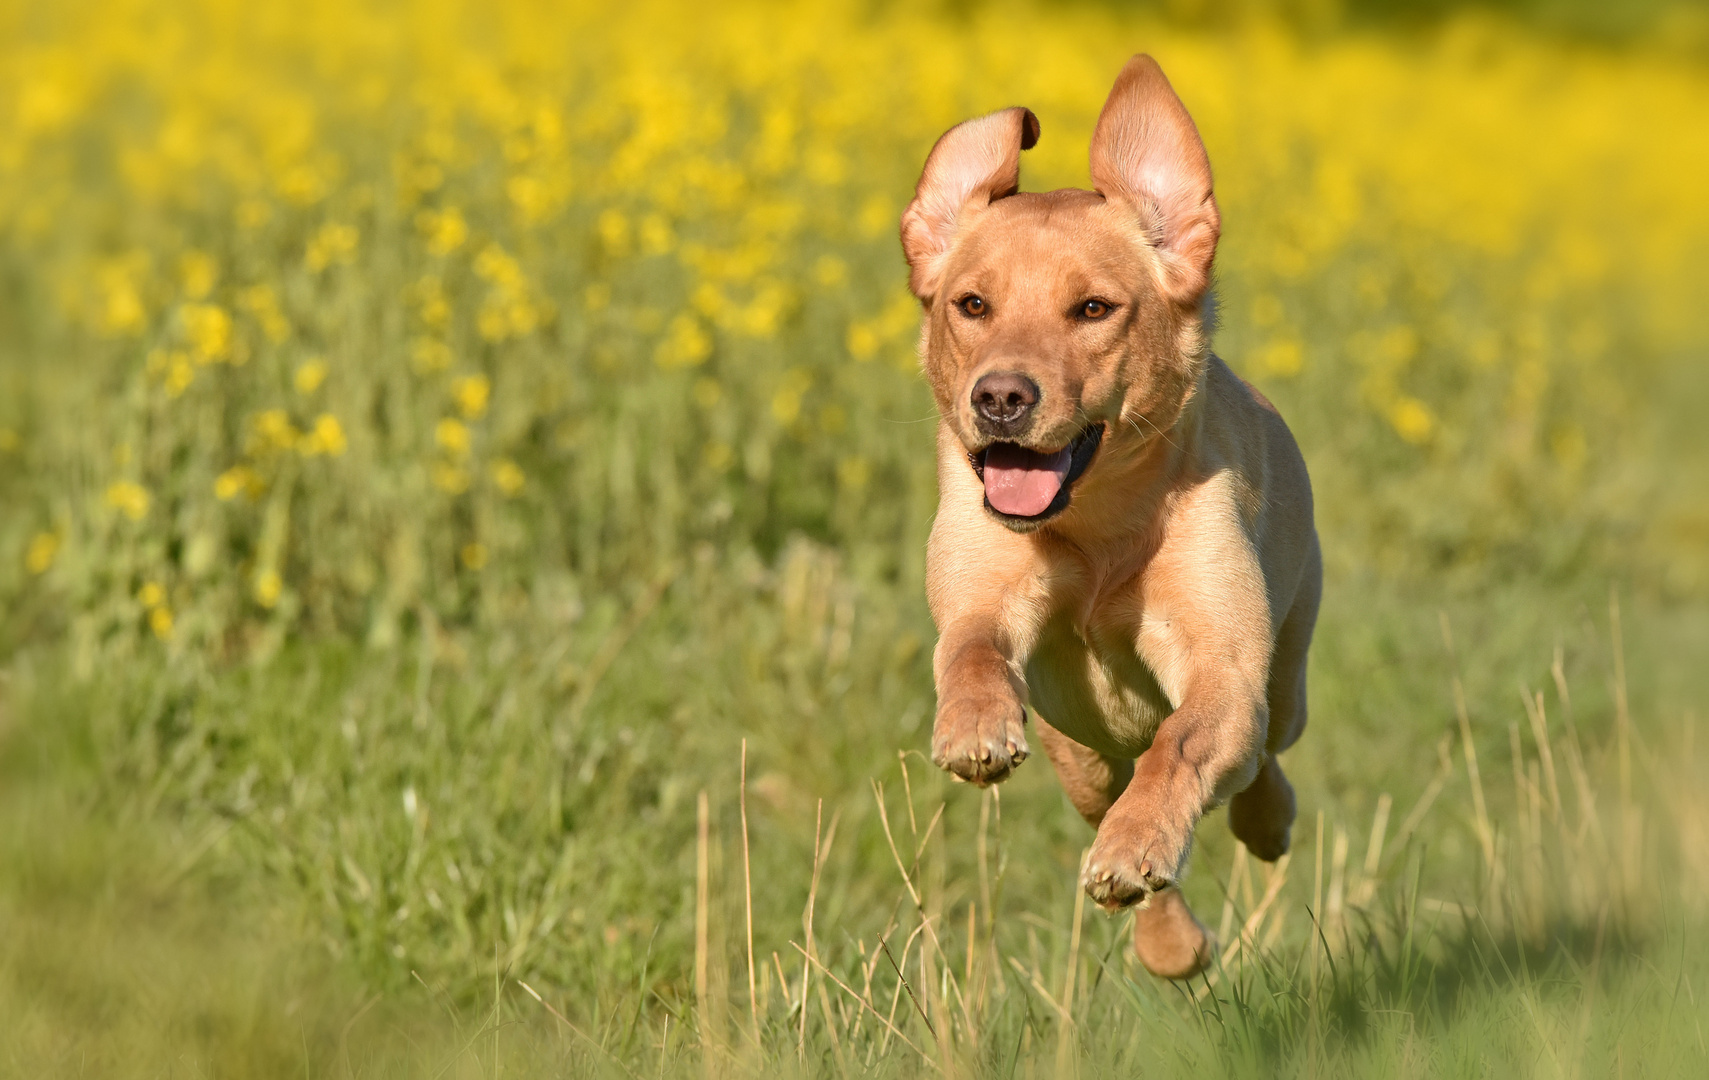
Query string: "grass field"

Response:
xmin=2 ymin=0 xmax=1708 ymax=1075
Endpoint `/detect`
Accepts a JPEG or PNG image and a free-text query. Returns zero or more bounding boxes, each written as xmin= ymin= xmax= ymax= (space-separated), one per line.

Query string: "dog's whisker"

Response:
xmin=1124 ymin=412 xmax=1183 ymax=455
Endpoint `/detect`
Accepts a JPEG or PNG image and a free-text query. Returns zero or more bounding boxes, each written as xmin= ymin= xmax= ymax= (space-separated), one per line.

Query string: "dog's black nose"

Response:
xmin=972 ymin=372 xmax=1040 ymax=434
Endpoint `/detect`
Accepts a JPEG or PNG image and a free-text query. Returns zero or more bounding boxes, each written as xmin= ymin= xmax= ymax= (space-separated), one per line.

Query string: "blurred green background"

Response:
xmin=1 ymin=0 xmax=1706 ymax=1074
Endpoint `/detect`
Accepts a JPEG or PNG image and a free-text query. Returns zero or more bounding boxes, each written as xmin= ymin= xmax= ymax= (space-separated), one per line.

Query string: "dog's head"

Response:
xmin=901 ymin=55 xmax=1219 ymax=531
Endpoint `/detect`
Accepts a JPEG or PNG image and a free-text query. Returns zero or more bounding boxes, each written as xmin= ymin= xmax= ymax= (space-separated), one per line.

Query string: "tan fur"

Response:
xmin=905 ymin=55 xmax=1321 ymax=980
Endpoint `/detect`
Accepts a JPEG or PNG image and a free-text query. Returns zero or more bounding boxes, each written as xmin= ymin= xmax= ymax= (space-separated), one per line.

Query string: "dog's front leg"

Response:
xmin=1081 ymin=686 xmax=1266 ymax=908
xmin=1080 ymin=518 xmax=1273 ymax=908
xmin=923 ymin=476 xmax=1047 ymax=787
xmin=930 ymin=627 xmax=1031 ymax=786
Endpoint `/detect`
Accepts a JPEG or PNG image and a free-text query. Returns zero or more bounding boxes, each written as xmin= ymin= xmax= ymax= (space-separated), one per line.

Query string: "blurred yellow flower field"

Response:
xmin=2 ymin=0 xmax=1704 ymax=646
xmin=1 ymin=1 xmax=1707 ymax=1075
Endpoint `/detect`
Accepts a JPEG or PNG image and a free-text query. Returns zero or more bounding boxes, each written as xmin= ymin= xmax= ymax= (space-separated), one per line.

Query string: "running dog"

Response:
xmin=903 ymin=54 xmax=1321 ymax=979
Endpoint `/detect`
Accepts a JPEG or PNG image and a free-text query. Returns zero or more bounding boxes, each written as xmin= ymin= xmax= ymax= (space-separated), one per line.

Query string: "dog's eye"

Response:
xmin=956 ymin=295 xmax=987 ymax=318
xmin=1079 ymin=299 xmax=1112 ymax=320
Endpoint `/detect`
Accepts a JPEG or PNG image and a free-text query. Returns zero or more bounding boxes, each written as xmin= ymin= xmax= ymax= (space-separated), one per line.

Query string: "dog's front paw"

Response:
xmin=1081 ymin=803 xmax=1193 ymax=910
xmin=930 ymin=688 xmax=1029 ymax=786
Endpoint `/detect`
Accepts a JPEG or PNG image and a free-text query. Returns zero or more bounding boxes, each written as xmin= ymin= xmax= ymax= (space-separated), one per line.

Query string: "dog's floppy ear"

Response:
xmin=1089 ymin=55 xmax=1219 ymax=306
xmin=901 ymin=106 xmax=1039 ymax=302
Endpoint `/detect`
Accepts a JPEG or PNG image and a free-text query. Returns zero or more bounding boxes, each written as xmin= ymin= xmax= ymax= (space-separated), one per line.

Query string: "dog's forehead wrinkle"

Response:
xmin=953 ymin=216 xmax=1145 ymax=309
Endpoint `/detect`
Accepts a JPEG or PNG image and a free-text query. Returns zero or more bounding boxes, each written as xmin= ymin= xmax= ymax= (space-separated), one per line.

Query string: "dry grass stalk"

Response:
xmin=790 ymin=941 xmax=939 ymax=1070
xmin=798 ymin=800 xmax=824 ymax=1062
xmin=518 ymin=980 xmax=644 ymax=1080
xmin=1350 ymin=792 xmax=1392 ymax=908
xmin=1610 ymin=591 xmax=1643 ymax=892
xmin=695 ymin=789 xmax=714 ymax=1062
xmin=738 ymin=740 xmax=758 ymax=1050
xmin=1442 ymin=613 xmax=1498 ymax=895
xmin=1311 ymin=809 xmax=1325 ymax=985
xmin=1326 ymin=824 xmax=1348 ymax=946
xmin=1217 ymin=851 xmax=1292 ymax=972
xmin=1522 ymin=686 xmax=1564 ymax=823
xmin=1054 ymin=850 xmax=1089 ymax=1079
xmin=1217 ymin=843 xmax=1250 ymax=947
xmin=1387 ymin=735 xmax=1454 ymax=872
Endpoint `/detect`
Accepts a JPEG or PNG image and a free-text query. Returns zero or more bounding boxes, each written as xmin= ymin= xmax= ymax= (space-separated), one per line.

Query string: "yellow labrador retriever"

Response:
xmin=903 ymin=55 xmax=1320 ymax=979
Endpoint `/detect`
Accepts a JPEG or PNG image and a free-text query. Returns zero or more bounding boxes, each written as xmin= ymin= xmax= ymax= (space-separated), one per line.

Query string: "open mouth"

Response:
xmin=971 ymin=423 xmax=1104 ymax=526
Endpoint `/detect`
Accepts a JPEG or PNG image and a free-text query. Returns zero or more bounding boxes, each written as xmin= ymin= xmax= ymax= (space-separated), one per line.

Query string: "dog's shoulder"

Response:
xmin=1195 ymin=355 xmax=1313 ymax=521
xmin=1238 ymin=375 xmax=1280 ymax=417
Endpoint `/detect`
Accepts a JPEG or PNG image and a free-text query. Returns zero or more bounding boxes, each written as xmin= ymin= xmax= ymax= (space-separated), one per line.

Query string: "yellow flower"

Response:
xmin=254 ymin=568 xmax=283 ymax=609
xmin=99 ymin=276 xmax=146 ymax=335
xmin=639 ymin=213 xmax=675 ymax=255
xmin=137 ymin=581 xmax=166 ymax=608
xmin=736 ymin=280 xmax=789 ymax=338
xmin=417 ymin=280 xmax=451 ymax=329
xmin=105 ymin=481 xmax=150 ymax=521
xmin=238 ymin=285 xmax=290 ymax=343
xmin=1258 ymin=339 xmax=1304 ymax=377
xmin=596 ymin=209 xmax=630 ymax=254
xmin=149 ymin=605 xmax=175 ymax=640
xmin=252 ymin=409 xmax=300 ymax=452
xmin=411 ymin=337 xmax=452 ymax=373
xmin=25 ymin=531 xmax=60 ymax=574
xmin=477 ymin=304 xmax=509 ymax=341
xmin=181 ymin=303 xmax=233 ymax=363
xmin=236 ymin=198 xmax=272 ymax=230
xmin=837 ymin=456 xmax=870 ymax=491
xmin=295 ymin=357 xmax=329 ymax=394
xmin=278 ymin=164 xmax=327 ymax=205
xmin=814 ymin=255 xmax=847 ymax=287
xmin=1388 ymin=397 xmax=1436 ymax=445
xmin=770 ymin=368 xmax=811 ymax=424
xmin=417 ymin=206 xmax=468 ymax=256
xmin=165 ymin=353 xmax=196 ymax=397
xmin=451 ymin=374 xmax=490 ymax=418
xmin=180 ymin=251 xmax=217 ymax=299
xmin=431 ymin=462 xmax=470 ymax=494
xmin=459 ymin=542 xmax=488 ymax=569
xmin=305 ymin=223 xmax=359 ymax=271
xmin=655 ymin=313 xmax=712 ymax=369
xmin=214 ymin=464 xmax=261 ymax=500
xmin=0 ymin=428 xmax=18 ymax=452
xmin=299 ymin=414 xmax=347 ymax=457
xmin=845 ymin=322 xmax=879 ymax=360
xmin=490 ymin=458 xmax=525 ymax=495
xmin=435 ymin=418 xmax=470 ymax=457
xmin=473 ymin=244 xmax=524 ymax=287
xmin=508 ymin=174 xmax=552 ymax=221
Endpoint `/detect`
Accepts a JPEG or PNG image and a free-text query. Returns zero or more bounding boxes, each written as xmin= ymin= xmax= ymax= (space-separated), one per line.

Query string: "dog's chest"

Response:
xmin=1023 ymin=603 xmax=1173 ymax=760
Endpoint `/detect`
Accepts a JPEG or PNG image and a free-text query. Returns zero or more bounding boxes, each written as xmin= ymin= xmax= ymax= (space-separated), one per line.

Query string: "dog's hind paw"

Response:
xmin=930 ymin=691 xmax=1029 ymax=786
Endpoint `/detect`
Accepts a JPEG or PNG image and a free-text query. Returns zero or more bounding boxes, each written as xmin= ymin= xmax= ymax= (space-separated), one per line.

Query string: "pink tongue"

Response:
xmin=983 ymin=443 xmax=1071 ymax=517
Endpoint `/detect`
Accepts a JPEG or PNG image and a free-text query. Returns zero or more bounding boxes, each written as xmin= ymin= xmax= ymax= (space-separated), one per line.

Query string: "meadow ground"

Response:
xmin=2 ymin=0 xmax=1708 ymax=1075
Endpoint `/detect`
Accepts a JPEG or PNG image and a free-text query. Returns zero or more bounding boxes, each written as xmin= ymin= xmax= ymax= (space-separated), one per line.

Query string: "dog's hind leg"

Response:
xmin=1037 ymin=716 xmax=1213 ymax=979
xmin=1229 ymin=538 xmax=1319 ymax=861
xmin=1133 ymin=888 xmax=1215 ymax=979
xmin=1228 ymin=754 xmax=1296 ymax=862
xmin=1035 ymin=716 xmax=1132 ymax=828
